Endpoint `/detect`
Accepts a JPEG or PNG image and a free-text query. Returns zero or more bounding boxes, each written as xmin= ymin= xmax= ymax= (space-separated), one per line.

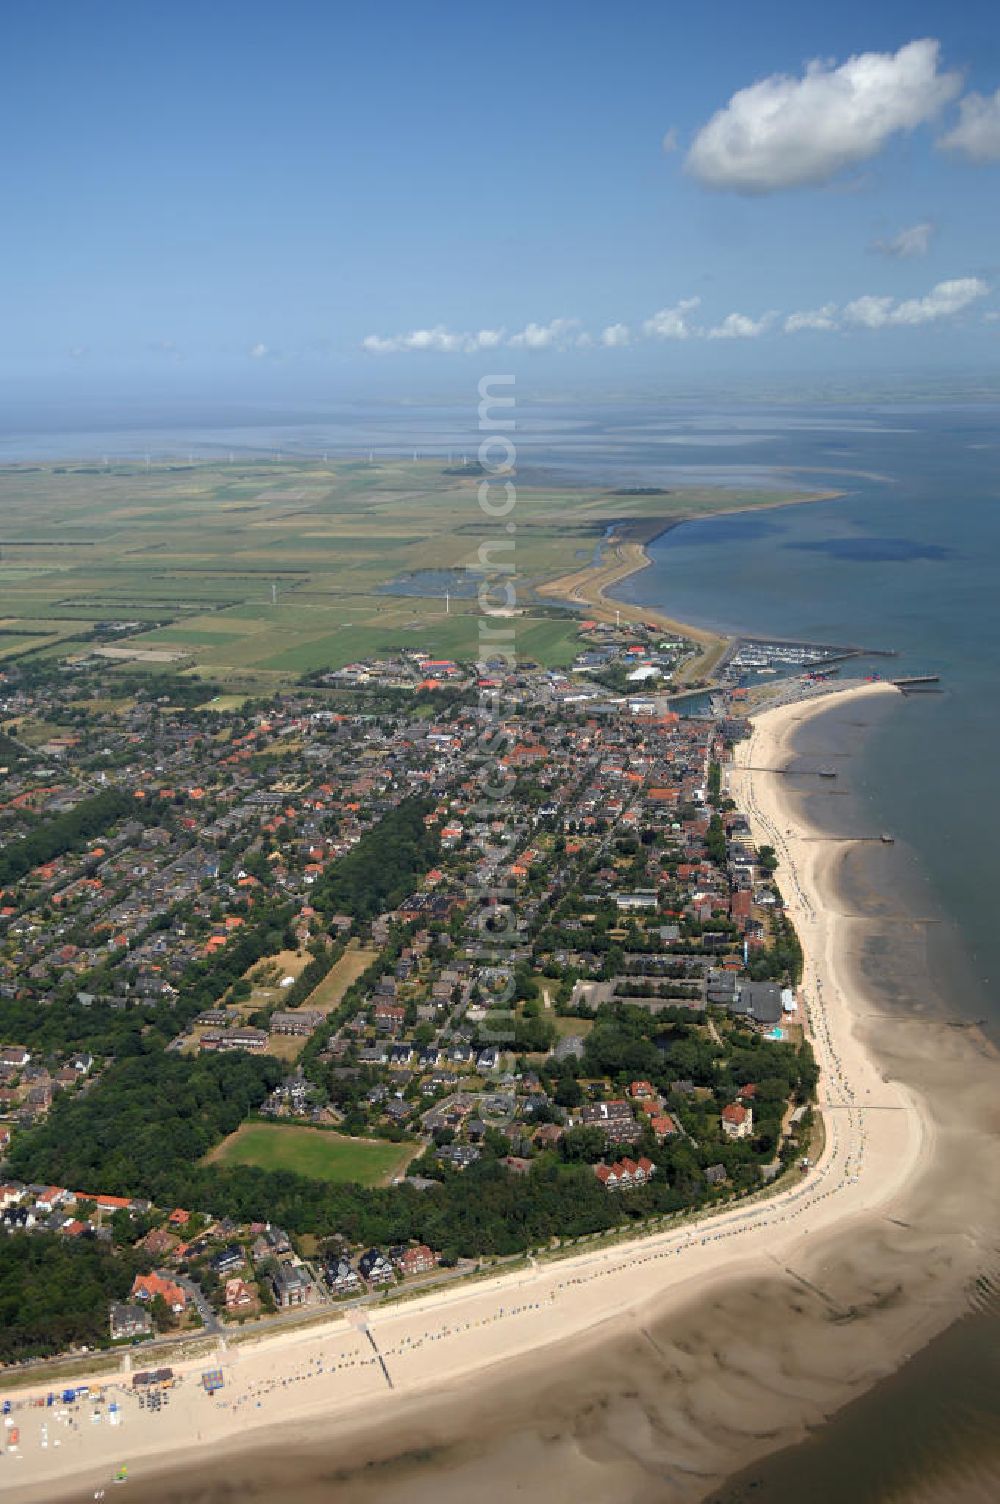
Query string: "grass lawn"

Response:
xmin=205 ymin=1123 xmax=416 ymax=1186
xmin=551 ymin=1014 xmax=595 ymax=1037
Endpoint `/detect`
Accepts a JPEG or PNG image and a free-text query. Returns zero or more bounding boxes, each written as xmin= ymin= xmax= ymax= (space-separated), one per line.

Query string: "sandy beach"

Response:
xmin=7 ymin=679 xmax=996 ymax=1504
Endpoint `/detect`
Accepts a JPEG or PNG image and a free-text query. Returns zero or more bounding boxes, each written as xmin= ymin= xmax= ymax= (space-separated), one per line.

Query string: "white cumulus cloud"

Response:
xmin=939 ymin=88 xmax=1000 ymax=162
xmin=842 ymin=294 xmax=896 ymax=329
xmin=361 ymin=325 xmax=505 ymax=355
xmin=508 ymin=317 xmax=581 ymax=350
xmin=642 ymin=298 xmax=701 ymax=340
xmin=889 ymin=276 xmax=989 ymax=324
xmin=248 ymin=342 xmax=270 ymax=359
xmin=685 ymin=39 xmax=961 ymax=193
xmin=707 ymin=311 xmax=774 ymax=339
xmin=844 ymin=276 xmax=988 ymax=328
xmin=873 ymin=220 xmax=935 ymax=257
xmin=784 ymin=304 xmax=840 ymax=333
xmin=358 ymin=275 xmax=989 ymax=357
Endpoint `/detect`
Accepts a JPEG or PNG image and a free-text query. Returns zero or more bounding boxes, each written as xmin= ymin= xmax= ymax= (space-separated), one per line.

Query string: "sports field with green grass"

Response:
xmin=0 ymin=455 xmax=806 ymax=685
xmin=205 ymin=1122 xmax=416 ymax=1186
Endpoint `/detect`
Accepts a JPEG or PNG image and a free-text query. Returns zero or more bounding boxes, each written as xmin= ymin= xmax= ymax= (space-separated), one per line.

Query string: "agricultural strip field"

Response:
xmin=300 ymin=943 xmax=381 ymax=1016
xmin=205 ymin=1122 xmax=417 ymax=1186
xmin=0 ymin=456 xmax=810 ymax=683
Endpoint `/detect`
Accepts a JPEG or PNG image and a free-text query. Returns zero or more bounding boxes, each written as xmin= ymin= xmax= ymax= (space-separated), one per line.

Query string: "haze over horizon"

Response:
xmin=6 ymin=0 xmax=1000 ymax=406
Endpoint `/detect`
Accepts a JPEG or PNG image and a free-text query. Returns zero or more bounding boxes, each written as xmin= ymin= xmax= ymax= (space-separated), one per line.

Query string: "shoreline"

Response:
xmin=536 ymin=487 xmax=844 ymax=683
xmin=5 ymin=680 xmax=979 ymax=1504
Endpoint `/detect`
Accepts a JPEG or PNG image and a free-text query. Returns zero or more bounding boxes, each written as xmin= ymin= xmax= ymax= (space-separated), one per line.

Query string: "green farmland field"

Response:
xmin=205 ymin=1122 xmax=416 ymax=1186
xmin=0 ymin=455 xmax=808 ymax=683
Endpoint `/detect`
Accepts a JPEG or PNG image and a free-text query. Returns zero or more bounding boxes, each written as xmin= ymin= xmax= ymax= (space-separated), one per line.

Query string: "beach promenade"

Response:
xmin=1 ymin=682 xmax=932 ymax=1504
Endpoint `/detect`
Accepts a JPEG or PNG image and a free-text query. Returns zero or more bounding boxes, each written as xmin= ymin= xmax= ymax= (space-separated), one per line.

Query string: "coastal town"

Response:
xmin=7 ymin=7 xmax=1000 ymax=1498
xmin=0 ymin=648 xmax=916 ymax=1504
xmin=0 ymin=614 xmax=826 ymax=1379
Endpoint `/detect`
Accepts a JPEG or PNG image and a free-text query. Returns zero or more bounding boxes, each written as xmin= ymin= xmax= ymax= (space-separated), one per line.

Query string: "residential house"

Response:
xmin=224 ymin=1277 xmax=259 ymax=1314
xmin=131 ymin=1271 xmax=187 ymax=1314
xmin=721 ymin=1103 xmax=753 ymax=1140
xmin=109 ymin=1302 xmax=153 ymax=1341
xmin=271 ymin=1264 xmax=312 ymax=1308
xmin=358 ymin=1247 xmax=395 ymax=1285
xmin=594 ymin=1156 xmax=656 ymax=1191
xmin=732 ymin=982 xmax=782 ymax=1027
xmin=579 ymin=1100 xmax=639 ymax=1142
xmin=392 ymin=1244 xmax=436 ymax=1277
xmin=271 ymin=1009 xmax=323 ymax=1038
xmin=252 ymin=1225 xmax=292 ymax=1261
xmin=324 ymin=1255 xmax=361 ymax=1296
xmin=210 ymin=1244 xmax=245 ymax=1277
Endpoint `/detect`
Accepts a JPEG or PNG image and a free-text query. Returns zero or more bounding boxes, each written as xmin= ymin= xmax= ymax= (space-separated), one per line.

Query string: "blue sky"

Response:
xmin=5 ymin=0 xmax=1000 ymax=397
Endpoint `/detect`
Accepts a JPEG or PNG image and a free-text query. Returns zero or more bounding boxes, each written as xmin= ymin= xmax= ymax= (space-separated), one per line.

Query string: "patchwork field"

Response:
xmin=0 ymin=456 xmax=804 ymax=683
xmin=205 ymin=1122 xmax=417 ymax=1186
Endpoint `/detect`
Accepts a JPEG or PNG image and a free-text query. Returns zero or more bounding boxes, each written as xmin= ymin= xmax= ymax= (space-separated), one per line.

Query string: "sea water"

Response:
xmin=601 ymin=401 xmax=1000 ymax=1504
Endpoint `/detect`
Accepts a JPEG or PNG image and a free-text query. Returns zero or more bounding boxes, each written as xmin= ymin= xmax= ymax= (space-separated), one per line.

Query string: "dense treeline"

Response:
xmin=707 ymin=761 xmax=722 ymax=806
xmin=0 ymin=1235 xmax=151 ymax=1363
xmin=7 ymin=1005 xmax=818 ymax=1258
xmin=0 ymin=787 xmax=134 ymax=887
xmin=273 ymin=941 xmax=345 ymax=1011
xmin=0 ymin=994 xmax=153 ymax=1061
xmin=705 ymin=812 xmax=728 ymax=866
xmin=581 ymin=1004 xmax=711 ymax=1081
xmin=9 ymin=1127 xmax=789 ymax=1259
xmin=4 ymin=1046 xmax=654 ymax=1252
xmin=748 ymin=913 xmax=803 ymax=984
xmin=6 ymin=1051 xmax=281 ymax=1194
xmin=312 ymin=797 xmax=440 ymax=922
xmin=0 ymin=729 xmax=33 ymax=763
xmin=114 ymin=672 xmax=223 ymax=707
